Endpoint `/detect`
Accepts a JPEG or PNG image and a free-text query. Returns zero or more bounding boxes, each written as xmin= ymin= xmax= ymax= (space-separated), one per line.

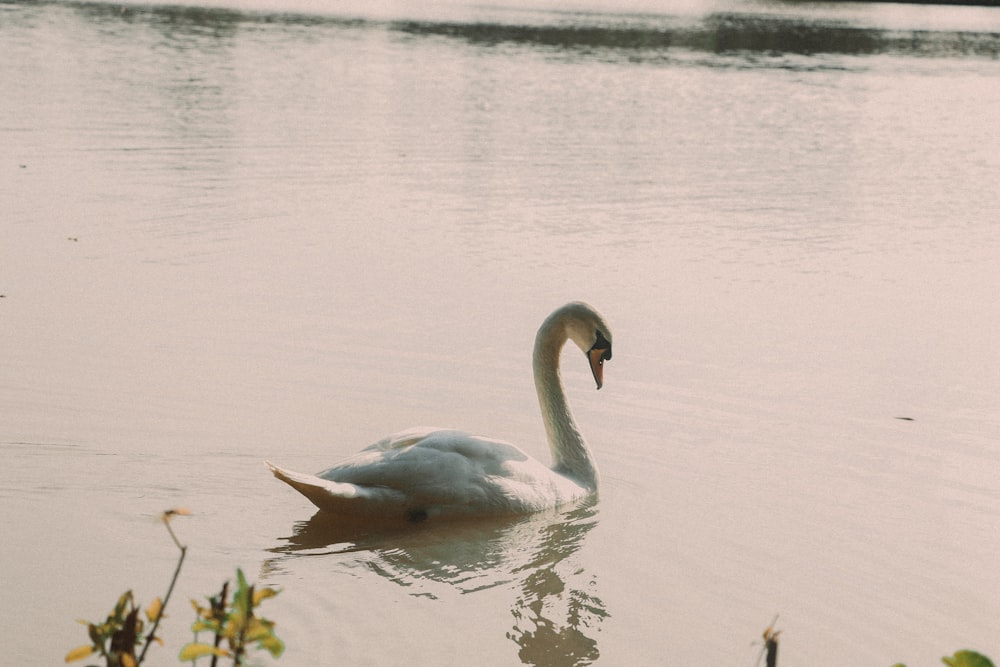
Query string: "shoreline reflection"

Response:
xmin=58 ymin=0 xmax=1000 ymax=60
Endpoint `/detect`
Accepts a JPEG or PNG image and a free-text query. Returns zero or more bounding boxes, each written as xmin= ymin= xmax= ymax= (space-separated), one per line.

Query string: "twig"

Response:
xmin=163 ymin=513 xmax=185 ymax=551
xmin=762 ymin=616 xmax=780 ymax=667
xmin=137 ymin=510 xmax=189 ymax=664
xmin=209 ymin=581 xmax=228 ymax=667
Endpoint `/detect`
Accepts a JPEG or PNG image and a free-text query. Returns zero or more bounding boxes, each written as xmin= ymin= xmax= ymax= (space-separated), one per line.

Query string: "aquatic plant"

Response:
xmin=759 ymin=619 xmax=994 ymax=667
xmin=894 ymin=651 xmax=995 ymax=667
xmin=65 ymin=509 xmax=283 ymax=667
xmin=181 ymin=568 xmax=284 ymax=664
xmin=942 ymin=652 xmax=996 ymax=667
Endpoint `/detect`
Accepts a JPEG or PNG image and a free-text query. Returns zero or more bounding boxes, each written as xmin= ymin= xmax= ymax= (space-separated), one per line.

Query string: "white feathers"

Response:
xmin=267 ymin=302 xmax=613 ymax=520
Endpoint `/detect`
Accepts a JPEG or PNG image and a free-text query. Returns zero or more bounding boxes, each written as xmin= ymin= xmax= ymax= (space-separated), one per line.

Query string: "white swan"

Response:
xmin=267 ymin=301 xmax=613 ymax=520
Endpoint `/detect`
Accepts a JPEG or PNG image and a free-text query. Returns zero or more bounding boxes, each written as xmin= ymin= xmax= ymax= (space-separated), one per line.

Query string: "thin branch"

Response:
xmin=209 ymin=581 xmax=228 ymax=667
xmin=137 ymin=512 xmax=189 ymax=664
xmin=164 ymin=517 xmax=184 ymax=551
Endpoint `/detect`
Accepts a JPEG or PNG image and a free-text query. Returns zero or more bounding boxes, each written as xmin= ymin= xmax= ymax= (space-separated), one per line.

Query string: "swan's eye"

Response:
xmin=590 ymin=330 xmax=612 ymax=361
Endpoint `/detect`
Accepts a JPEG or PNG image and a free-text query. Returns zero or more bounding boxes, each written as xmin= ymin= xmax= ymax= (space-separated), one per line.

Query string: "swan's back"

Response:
xmin=268 ymin=428 xmax=589 ymax=519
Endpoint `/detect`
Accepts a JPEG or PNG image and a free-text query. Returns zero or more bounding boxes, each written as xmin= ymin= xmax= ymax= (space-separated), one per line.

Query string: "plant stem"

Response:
xmin=164 ymin=518 xmax=184 ymax=551
xmin=209 ymin=581 xmax=228 ymax=667
xmin=137 ymin=536 xmax=187 ymax=664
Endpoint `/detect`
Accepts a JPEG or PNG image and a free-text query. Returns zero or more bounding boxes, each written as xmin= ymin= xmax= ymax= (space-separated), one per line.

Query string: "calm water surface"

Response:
xmin=2 ymin=0 xmax=1000 ymax=664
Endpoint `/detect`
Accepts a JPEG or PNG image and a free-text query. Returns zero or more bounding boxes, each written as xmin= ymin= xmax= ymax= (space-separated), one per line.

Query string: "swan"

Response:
xmin=266 ymin=301 xmax=613 ymax=520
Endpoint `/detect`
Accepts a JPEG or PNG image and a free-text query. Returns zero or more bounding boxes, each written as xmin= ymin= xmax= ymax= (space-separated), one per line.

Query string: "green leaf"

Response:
xmin=233 ymin=569 xmax=251 ymax=618
xmin=112 ymin=591 xmax=133 ymax=622
xmin=943 ymin=651 xmax=995 ymax=667
xmin=87 ymin=623 xmax=102 ymax=646
xmin=178 ymin=643 xmax=231 ymax=662
xmin=235 ymin=569 xmax=249 ymax=597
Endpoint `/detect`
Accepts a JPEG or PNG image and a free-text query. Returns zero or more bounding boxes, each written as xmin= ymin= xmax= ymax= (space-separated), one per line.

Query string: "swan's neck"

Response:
xmin=533 ymin=321 xmax=598 ymax=491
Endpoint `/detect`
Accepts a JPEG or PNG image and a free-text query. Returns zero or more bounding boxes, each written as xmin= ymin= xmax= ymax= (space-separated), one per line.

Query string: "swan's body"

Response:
xmin=267 ymin=301 xmax=613 ymax=520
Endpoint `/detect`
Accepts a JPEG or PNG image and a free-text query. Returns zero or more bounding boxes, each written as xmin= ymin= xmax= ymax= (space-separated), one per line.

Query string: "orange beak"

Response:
xmin=588 ymin=348 xmax=606 ymax=390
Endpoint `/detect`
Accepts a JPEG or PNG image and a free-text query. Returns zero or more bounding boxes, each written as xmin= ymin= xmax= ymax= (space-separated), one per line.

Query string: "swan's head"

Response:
xmin=559 ymin=301 xmax=613 ymax=390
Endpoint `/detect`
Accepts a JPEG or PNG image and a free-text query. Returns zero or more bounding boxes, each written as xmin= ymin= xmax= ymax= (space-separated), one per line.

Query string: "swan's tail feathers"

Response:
xmin=265 ymin=461 xmax=404 ymax=514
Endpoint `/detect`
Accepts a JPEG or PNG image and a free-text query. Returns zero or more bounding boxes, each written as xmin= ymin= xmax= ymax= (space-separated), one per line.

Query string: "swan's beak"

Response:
xmin=588 ymin=348 xmax=606 ymax=390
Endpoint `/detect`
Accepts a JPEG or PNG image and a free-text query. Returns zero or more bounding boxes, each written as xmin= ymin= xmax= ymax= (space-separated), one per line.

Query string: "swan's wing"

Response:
xmin=327 ymin=431 xmax=577 ymax=511
xmin=323 ymin=430 xmax=530 ymax=485
xmin=361 ymin=426 xmax=453 ymax=453
xmin=265 ymin=430 xmax=501 ymax=514
xmin=266 ymin=461 xmax=408 ymax=514
xmin=270 ymin=429 xmax=585 ymax=517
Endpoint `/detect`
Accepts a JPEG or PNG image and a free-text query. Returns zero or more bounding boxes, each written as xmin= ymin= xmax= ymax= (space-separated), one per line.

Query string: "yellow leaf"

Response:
xmin=179 ymin=643 xmax=230 ymax=662
xmin=246 ymin=620 xmax=271 ymax=642
xmin=252 ymin=587 xmax=279 ymax=605
xmin=146 ymin=597 xmax=163 ymax=622
xmin=64 ymin=645 xmax=94 ymax=663
xmin=122 ymin=655 xmax=136 ymax=667
xmin=220 ymin=620 xmax=240 ymax=640
xmin=190 ymin=599 xmax=210 ymax=616
xmin=260 ymin=634 xmax=285 ymax=658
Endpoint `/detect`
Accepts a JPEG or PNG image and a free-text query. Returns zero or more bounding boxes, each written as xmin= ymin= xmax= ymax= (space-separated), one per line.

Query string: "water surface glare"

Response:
xmin=2 ymin=0 xmax=1000 ymax=664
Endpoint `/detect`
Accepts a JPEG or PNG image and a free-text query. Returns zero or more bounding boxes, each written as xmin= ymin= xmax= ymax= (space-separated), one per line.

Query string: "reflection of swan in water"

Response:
xmin=503 ymin=502 xmax=606 ymax=666
xmin=266 ymin=302 xmax=613 ymax=519
xmin=265 ymin=499 xmax=606 ymax=665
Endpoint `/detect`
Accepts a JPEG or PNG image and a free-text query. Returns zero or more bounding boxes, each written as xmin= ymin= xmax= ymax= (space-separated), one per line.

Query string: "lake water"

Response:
xmin=2 ymin=0 xmax=1000 ymax=664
